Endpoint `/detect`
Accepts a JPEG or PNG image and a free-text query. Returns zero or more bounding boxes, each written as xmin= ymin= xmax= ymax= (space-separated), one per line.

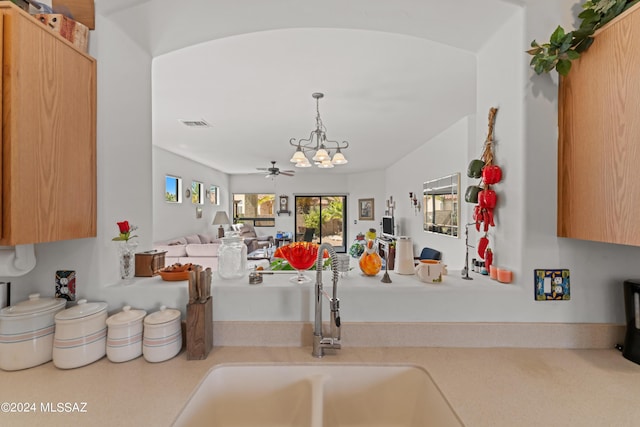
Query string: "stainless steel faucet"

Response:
xmin=312 ymin=243 xmax=341 ymax=358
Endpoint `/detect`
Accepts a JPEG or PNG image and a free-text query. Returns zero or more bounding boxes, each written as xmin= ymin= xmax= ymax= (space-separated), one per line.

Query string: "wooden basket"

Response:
xmin=135 ymin=251 xmax=166 ymax=277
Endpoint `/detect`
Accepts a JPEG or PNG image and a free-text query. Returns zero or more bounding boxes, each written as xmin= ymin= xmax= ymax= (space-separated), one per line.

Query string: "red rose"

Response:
xmin=113 ymin=220 xmax=137 ymax=242
xmin=117 ymin=221 xmax=130 ymax=234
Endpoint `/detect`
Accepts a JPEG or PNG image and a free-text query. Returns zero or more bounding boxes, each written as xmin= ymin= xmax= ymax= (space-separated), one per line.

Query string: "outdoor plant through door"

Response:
xmin=295 ymin=196 xmax=346 ymax=252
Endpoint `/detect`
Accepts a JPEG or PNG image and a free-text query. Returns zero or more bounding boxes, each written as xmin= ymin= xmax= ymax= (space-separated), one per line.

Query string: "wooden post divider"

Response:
xmin=186 ymin=267 xmax=213 ymax=360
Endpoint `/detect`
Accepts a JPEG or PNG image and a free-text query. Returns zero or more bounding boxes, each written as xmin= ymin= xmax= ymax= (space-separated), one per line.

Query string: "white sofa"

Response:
xmin=153 ymin=233 xmax=221 ymax=271
xmin=153 ymin=232 xmax=271 ymax=272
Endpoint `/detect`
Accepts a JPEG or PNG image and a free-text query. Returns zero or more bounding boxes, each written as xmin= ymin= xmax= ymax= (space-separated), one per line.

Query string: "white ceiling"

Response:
xmin=96 ymin=0 xmax=521 ymax=175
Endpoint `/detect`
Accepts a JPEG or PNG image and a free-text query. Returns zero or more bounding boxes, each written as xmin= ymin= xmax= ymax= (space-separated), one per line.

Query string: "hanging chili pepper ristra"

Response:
xmin=467 ymin=107 xmax=501 ymax=261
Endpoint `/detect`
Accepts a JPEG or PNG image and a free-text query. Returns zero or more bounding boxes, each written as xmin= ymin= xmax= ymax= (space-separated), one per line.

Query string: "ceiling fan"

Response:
xmin=256 ymin=161 xmax=295 ymax=178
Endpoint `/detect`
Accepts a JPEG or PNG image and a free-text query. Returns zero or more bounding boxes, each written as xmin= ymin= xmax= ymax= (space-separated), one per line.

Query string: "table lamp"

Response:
xmin=212 ymin=211 xmax=230 ymax=238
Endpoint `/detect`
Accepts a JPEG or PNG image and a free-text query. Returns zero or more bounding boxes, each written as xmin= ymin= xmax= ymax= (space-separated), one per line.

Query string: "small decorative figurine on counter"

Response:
xmin=359 ymin=228 xmax=382 ymax=276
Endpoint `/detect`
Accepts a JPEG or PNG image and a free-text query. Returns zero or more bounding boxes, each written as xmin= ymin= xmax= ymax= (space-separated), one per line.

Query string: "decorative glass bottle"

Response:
xmin=359 ymin=229 xmax=382 ymax=276
xmin=218 ymin=236 xmax=247 ymax=279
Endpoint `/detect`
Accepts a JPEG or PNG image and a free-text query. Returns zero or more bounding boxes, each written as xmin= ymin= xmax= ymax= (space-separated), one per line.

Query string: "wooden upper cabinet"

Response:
xmin=0 ymin=3 xmax=96 ymax=245
xmin=558 ymin=3 xmax=640 ymax=246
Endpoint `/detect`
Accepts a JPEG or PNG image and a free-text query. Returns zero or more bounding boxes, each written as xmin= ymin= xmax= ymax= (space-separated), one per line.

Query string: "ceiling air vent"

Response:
xmin=179 ymin=119 xmax=211 ymax=128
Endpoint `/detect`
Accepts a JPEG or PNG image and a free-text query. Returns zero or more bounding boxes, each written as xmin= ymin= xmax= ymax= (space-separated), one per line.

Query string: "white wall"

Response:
xmin=474 ymin=9 xmax=525 ymax=275
xmin=344 ymin=171 xmax=387 ymax=240
xmin=152 ymin=147 xmax=230 ymax=241
xmin=3 ymin=0 xmax=636 ymax=326
xmin=520 ymin=0 xmax=640 ymax=324
xmin=386 ymin=117 xmax=471 ymax=269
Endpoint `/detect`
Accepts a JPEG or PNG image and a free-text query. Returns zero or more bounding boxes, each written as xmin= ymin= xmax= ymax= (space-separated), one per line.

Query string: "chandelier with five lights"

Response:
xmin=289 ymin=92 xmax=349 ymax=169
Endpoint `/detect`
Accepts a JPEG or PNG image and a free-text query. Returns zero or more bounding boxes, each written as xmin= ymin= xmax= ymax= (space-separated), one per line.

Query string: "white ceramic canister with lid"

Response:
xmin=53 ymin=299 xmax=108 ymax=369
xmin=106 ymin=305 xmax=146 ymax=363
xmin=0 ymin=293 xmax=67 ymax=371
xmin=143 ymin=305 xmax=182 ymax=363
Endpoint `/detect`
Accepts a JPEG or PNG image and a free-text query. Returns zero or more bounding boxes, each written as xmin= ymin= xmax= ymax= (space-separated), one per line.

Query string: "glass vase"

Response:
xmin=273 ymin=242 xmax=326 ymax=284
xmin=118 ymin=241 xmax=138 ymax=280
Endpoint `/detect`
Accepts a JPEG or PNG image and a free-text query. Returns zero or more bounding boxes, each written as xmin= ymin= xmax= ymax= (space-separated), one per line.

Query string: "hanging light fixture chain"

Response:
xmin=288 ymin=92 xmax=350 ymax=168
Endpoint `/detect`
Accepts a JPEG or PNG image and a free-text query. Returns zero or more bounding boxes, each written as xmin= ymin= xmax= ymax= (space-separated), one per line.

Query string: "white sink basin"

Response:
xmin=172 ymin=363 xmax=463 ymax=427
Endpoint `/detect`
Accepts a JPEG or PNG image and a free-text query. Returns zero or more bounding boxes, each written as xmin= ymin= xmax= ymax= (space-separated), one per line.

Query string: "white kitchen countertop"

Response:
xmin=102 ymin=268 xmax=525 ymax=323
xmin=1 ymin=346 xmax=639 ymax=426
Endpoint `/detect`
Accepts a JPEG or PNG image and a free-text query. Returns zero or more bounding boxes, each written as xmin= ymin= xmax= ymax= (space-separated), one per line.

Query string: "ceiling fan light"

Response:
xmin=319 ymin=159 xmax=334 ymax=168
xmin=312 ymin=148 xmax=329 ymax=162
xmin=332 ymin=151 xmax=348 ymax=165
xmin=295 ymin=158 xmax=312 ymax=168
xmin=290 ymin=149 xmax=306 ymax=163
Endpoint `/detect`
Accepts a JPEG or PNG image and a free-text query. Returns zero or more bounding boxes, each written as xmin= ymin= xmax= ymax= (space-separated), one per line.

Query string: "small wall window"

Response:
xmin=192 ymin=181 xmax=204 ymax=204
xmin=209 ymin=185 xmax=219 ymax=205
xmin=165 ymin=175 xmax=182 ymax=203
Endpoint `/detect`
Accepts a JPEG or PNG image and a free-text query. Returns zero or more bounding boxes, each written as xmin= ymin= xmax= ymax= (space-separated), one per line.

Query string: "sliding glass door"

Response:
xmin=294 ymin=195 xmax=347 ymax=252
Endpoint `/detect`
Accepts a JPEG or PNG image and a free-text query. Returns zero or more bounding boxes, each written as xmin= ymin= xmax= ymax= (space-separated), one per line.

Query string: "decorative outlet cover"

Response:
xmin=534 ymin=269 xmax=570 ymax=301
xmin=55 ymin=270 xmax=76 ymax=301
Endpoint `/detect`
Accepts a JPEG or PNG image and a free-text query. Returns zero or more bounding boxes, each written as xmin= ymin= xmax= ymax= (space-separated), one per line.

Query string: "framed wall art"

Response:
xmin=358 ymin=198 xmax=374 ymax=221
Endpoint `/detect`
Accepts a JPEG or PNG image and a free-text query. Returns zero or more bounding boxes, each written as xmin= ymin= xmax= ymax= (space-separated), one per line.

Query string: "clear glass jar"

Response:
xmin=218 ymin=236 xmax=247 ymax=279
